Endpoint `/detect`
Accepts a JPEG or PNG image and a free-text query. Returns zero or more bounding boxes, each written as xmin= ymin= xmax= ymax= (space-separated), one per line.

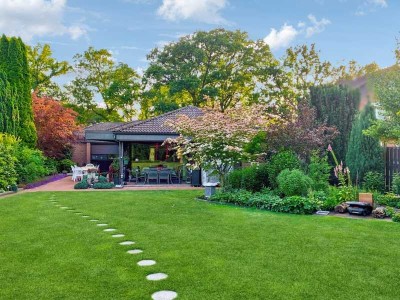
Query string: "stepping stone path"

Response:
xmin=119 ymin=241 xmax=135 ymax=246
xmin=50 ymin=202 xmax=177 ymax=299
xmin=112 ymin=234 xmax=125 ymax=238
xmin=151 ymin=291 xmax=178 ymax=300
xmin=127 ymin=249 xmax=143 ymax=255
xmin=137 ymin=260 xmax=156 ymax=267
xmin=146 ymin=273 xmax=168 ymax=281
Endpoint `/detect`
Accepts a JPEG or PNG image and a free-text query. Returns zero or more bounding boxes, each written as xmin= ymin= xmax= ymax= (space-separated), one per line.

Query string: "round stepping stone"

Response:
xmin=89 ymin=219 xmax=98 ymax=222
xmin=103 ymin=228 xmax=116 ymax=232
xmin=119 ymin=241 xmax=135 ymax=246
xmin=97 ymin=223 xmax=108 ymax=226
xmin=82 ymin=215 xmax=90 ymax=218
xmin=127 ymin=249 xmax=143 ymax=255
xmin=112 ymin=234 xmax=125 ymax=238
xmin=146 ymin=273 xmax=168 ymax=281
xmin=151 ymin=291 xmax=178 ymax=300
xmin=137 ymin=260 xmax=156 ymax=267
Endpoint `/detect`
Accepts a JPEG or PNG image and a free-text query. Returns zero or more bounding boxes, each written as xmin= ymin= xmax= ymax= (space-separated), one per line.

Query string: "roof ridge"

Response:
xmin=137 ymin=105 xmax=200 ymax=126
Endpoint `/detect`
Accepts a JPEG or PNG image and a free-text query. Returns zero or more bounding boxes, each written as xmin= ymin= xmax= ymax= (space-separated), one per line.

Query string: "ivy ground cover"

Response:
xmin=1 ymin=191 xmax=400 ymax=299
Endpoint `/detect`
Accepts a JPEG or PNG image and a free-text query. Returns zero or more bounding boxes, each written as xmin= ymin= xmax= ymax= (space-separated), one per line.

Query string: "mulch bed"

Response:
xmin=24 ymin=174 xmax=68 ymax=189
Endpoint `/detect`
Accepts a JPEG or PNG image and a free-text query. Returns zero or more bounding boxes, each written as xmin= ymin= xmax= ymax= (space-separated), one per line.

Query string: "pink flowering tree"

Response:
xmin=164 ymin=104 xmax=281 ymax=186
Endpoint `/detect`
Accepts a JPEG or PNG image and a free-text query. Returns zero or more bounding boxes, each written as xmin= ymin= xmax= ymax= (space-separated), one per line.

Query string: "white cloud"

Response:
xmin=157 ymin=0 xmax=228 ymax=24
xmin=263 ymin=24 xmax=299 ymax=50
xmin=305 ymin=14 xmax=331 ymax=37
xmin=356 ymin=0 xmax=388 ymax=16
xmin=264 ymin=14 xmax=331 ymax=51
xmin=0 ymin=0 xmax=87 ymax=41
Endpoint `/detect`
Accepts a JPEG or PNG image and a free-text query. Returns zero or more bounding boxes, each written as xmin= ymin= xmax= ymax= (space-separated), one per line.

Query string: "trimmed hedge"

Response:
xmin=74 ymin=181 xmax=89 ymax=189
xmin=226 ymin=164 xmax=269 ymax=192
xmin=93 ymin=182 xmax=114 ymax=189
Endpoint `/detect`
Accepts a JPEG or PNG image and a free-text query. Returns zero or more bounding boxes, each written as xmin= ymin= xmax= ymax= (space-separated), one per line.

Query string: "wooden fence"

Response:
xmin=385 ymin=146 xmax=400 ymax=188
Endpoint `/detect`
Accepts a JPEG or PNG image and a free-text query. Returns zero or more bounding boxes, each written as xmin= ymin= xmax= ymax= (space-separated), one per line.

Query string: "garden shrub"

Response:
xmin=277 ymin=169 xmax=313 ymax=197
xmin=375 ymin=193 xmax=400 ymax=208
xmin=44 ymin=157 xmax=58 ymax=175
xmin=74 ymin=181 xmax=89 ymax=189
xmin=320 ymin=187 xmax=351 ymax=210
xmin=93 ymin=182 xmax=114 ymax=189
xmin=15 ymin=147 xmax=48 ymax=184
xmin=57 ymin=159 xmax=75 ymax=173
xmin=267 ymin=151 xmax=300 ymax=188
xmin=98 ymin=175 xmax=108 ymax=183
xmin=385 ymin=207 xmax=395 ymax=218
xmin=0 ymin=133 xmax=18 ymax=189
xmin=272 ymin=196 xmax=320 ymax=214
xmin=392 ymin=173 xmax=400 ymax=195
xmin=210 ymin=189 xmax=318 ymax=214
xmin=392 ymin=213 xmax=400 ymax=223
xmin=308 ymin=152 xmax=331 ymax=191
xmin=363 ymin=171 xmax=385 ymax=192
xmin=247 ymin=191 xmax=280 ymax=209
xmin=226 ymin=164 xmax=269 ymax=192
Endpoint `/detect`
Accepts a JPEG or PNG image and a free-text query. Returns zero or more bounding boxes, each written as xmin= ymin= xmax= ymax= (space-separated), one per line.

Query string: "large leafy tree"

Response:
xmin=27 ymin=43 xmax=71 ymax=97
xmin=32 ymin=93 xmax=80 ymax=158
xmin=165 ymin=104 xmax=281 ymax=186
xmin=309 ymin=84 xmax=360 ymax=162
xmin=282 ymin=44 xmax=338 ymax=99
xmin=0 ymin=35 xmax=37 ymax=147
xmin=144 ymin=29 xmax=279 ymax=112
xmin=346 ymin=103 xmax=383 ymax=183
xmin=66 ymin=47 xmax=141 ymax=123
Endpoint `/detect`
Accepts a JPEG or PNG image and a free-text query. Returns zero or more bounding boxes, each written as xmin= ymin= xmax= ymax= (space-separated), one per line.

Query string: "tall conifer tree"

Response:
xmin=0 ymin=35 xmax=37 ymax=147
xmin=309 ymin=84 xmax=360 ymax=162
xmin=346 ymin=102 xmax=383 ymax=183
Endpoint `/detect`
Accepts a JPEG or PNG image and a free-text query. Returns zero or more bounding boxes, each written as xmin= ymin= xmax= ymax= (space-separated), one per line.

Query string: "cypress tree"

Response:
xmin=0 ymin=36 xmax=36 ymax=147
xmin=0 ymin=72 xmax=18 ymax=135
xmin=309 ymin=84 xmax=360 ymax=162
xmin=345 ymin=102 xmax=383 ymax=183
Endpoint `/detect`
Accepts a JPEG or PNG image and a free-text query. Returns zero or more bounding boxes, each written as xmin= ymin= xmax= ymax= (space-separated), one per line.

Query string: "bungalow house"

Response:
xmin=73 ymin=105 xmax=203 ymax=184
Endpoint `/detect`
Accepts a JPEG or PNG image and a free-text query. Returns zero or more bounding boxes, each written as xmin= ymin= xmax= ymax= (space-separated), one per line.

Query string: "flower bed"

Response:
xmin=24 ymin=174 xmax=68 ymax=189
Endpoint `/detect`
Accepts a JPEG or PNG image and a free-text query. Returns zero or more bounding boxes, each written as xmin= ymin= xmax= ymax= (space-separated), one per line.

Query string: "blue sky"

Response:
xmin=0 ymin=0 xmax=399 ymax=74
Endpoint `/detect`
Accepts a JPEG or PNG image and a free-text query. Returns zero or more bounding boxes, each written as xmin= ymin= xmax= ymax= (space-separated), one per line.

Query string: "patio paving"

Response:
xmin=22 ymin=176 xmax=202 ymax=192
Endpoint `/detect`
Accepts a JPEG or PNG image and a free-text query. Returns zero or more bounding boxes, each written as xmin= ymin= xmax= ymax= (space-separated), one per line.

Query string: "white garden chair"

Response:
xmin=73 ymin=167 xmax=84 ymax=182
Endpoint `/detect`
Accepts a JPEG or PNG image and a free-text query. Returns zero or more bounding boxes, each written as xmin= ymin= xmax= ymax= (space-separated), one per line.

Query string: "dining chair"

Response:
xmin=73 ymin=168 xmax=84 ymax=182
xmin=159 ymin=170 xmax=171 ymax=184
xmin=146 ymin=170 xmax=159 ymax=184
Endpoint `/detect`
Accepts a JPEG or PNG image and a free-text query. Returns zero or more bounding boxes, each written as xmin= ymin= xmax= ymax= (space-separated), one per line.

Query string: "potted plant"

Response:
xmin=109 ymin=159 xmax=121 ymax=185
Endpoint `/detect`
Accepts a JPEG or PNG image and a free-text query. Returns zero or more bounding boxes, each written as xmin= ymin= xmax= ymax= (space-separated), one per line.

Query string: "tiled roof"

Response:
xmin=85 ymin=122 xmax=126 ymax=131
xmin=113 ymin=105 xmax=203 ymax=134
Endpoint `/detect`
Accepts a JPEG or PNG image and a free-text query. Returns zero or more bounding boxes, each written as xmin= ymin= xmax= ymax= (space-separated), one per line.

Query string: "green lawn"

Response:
xmin=1 ymin=191 xmax=400 ymax=299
